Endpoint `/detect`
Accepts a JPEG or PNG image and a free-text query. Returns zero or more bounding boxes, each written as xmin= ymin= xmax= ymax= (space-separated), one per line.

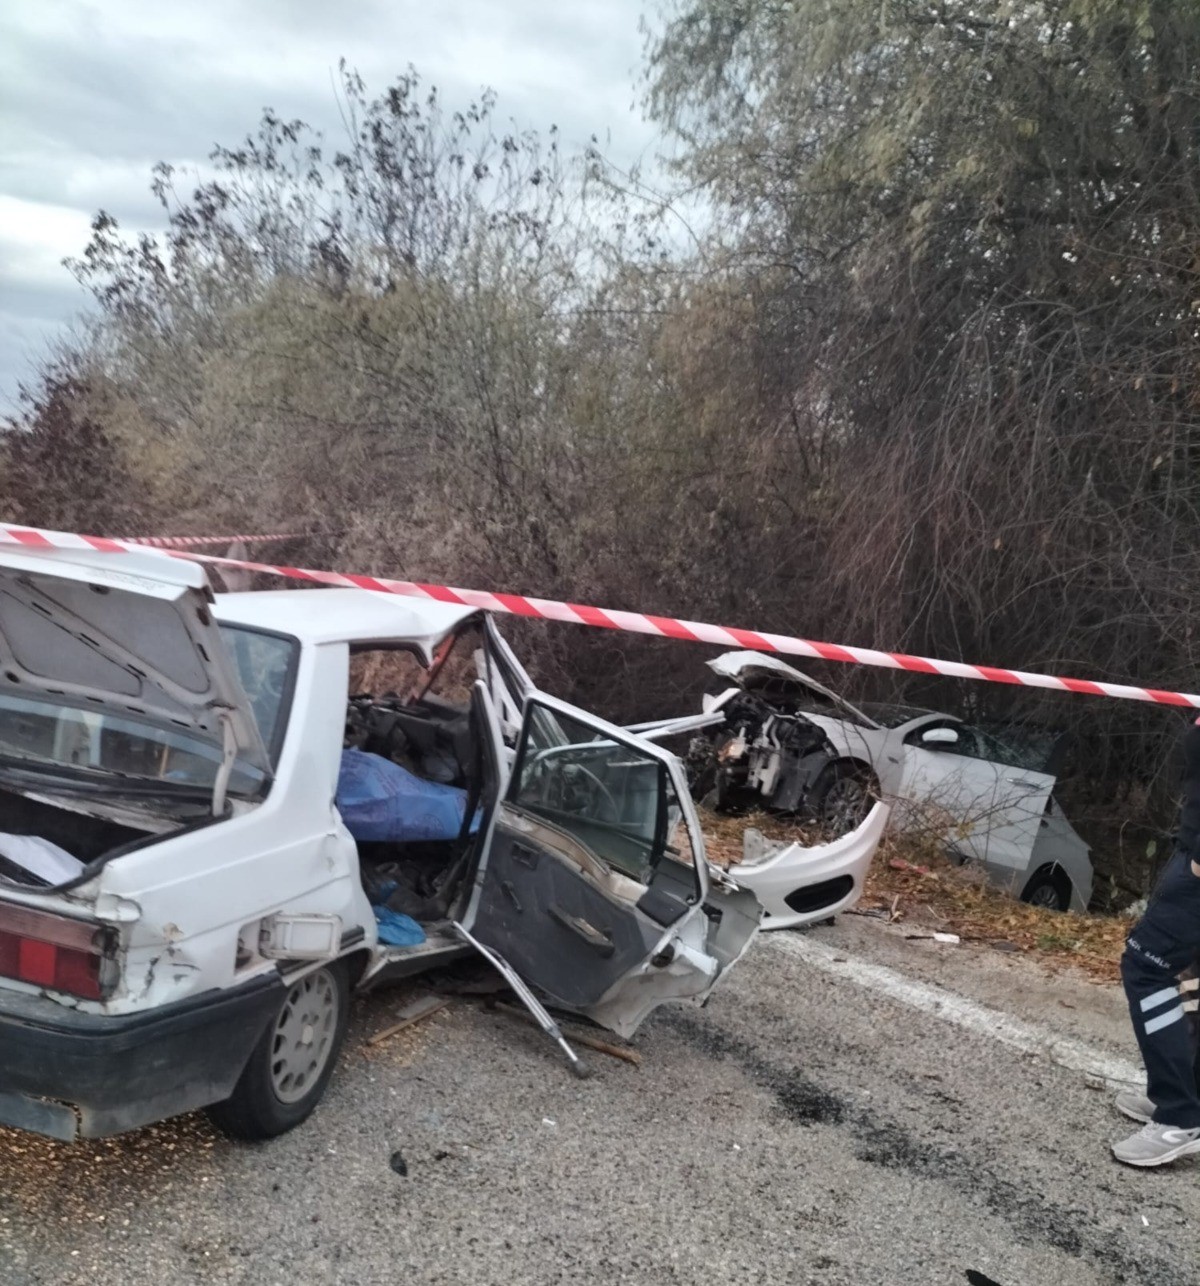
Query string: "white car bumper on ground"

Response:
xmin=728 ymin=801 xmax=890 ymax=930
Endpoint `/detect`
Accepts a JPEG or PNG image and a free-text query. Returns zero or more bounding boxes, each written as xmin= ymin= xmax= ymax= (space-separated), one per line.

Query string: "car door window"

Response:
xmin=219 ymin=626 xmax=298 ymax=766
xmin=511 ymin=702 xmax=672 ymax=885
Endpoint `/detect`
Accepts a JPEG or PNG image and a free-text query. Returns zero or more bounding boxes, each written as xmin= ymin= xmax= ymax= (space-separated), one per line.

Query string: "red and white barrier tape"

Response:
xmin=2 ymin=522 xmax=1197 ymax=710
xmin=119 ymin=532 xmax=304 ymax=548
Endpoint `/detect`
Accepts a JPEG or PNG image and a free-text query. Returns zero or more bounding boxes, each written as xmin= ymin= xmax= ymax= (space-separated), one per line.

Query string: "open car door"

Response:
xmin=481 ymin=617 xmax=534 ymax=749
xmin=462 ymin=692 xmax=760 ymax=1038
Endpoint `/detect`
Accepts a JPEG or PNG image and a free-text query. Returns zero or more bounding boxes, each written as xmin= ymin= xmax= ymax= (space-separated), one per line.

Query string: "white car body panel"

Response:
xmin=729 ymin=801 xmax=890 ymax=929
xmin=898 ymin=736 xmax=1000 ymax=863
xmin=797 ymin=712 xmax=902 ymax=795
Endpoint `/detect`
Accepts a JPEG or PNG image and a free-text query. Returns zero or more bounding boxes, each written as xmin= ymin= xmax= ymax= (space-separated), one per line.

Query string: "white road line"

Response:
xmin=769 ymin=932 xmax=1146 ymax=1089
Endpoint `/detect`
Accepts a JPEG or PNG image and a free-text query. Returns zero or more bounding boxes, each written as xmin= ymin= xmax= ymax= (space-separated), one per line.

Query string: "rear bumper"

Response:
xmin=729 ymin=801 xmax=889 ymax=930
xmin=0 ymin=973 xmax=284 ymax=1140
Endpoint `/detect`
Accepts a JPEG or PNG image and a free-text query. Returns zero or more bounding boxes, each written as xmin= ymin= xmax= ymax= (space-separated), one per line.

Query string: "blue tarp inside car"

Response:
xmin=336 ymin=747 xmax=477 ymax=843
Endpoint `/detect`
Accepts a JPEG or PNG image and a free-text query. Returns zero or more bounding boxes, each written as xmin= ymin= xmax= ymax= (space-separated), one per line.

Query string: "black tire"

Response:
xmin=207 ymin=960 xmax=350 ymax=1141
xmin=810 ymin=762 xmax=877 ymax=836
xmin=1020 ymin=866 xmax=1071 ymax=913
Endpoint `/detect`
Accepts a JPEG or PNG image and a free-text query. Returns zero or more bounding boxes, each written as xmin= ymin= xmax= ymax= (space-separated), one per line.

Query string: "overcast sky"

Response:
xmin=0 ymin=0 xmax=663 ymax=411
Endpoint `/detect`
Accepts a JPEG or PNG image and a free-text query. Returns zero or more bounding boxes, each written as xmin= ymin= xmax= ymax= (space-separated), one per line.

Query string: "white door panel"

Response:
xmin=898 ymin=746 xmax=999 ymax=863
xmin=983 ymin=768 xmax=1054 ymax=873
xmin=463 ymin=691 xmax=736 ymax=1036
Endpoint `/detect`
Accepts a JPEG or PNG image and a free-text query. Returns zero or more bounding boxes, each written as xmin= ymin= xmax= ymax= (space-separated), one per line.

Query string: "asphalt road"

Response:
xmin=2 ymin=919 xmax=1197 ymax=1286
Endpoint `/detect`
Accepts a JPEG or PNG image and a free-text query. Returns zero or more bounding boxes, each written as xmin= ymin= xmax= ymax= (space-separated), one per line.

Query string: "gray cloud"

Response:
xmin=0 ymin=0 xmax=661 ymax=411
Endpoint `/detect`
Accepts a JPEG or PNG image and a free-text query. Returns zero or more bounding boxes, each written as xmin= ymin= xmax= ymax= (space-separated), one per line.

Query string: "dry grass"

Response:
xmin=698 ymin=807 xmax=1130 ymax=982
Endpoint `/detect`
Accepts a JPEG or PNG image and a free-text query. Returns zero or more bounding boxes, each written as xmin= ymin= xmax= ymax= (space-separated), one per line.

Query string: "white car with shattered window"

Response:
xmin=0 ymin=546 xmax=776 ymax=1142
xmin=696 ymin=651 xmax=1093 ymax=915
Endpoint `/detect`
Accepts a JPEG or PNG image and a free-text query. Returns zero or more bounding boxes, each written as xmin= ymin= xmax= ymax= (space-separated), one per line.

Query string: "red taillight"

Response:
xmin=0 ymin=903 xmax=109 ymax=1000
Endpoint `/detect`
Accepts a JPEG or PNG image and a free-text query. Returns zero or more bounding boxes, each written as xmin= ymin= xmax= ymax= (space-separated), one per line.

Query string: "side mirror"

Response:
xmin=921 ymin=726 xmax=960 ymax=747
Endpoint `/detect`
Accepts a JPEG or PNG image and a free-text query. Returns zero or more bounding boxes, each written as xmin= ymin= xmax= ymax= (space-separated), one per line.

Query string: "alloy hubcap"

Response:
xmin=270 ymin=970 xmax=338 ymax=1104
xmin=824 ymin=778 xmax=868 ymax=833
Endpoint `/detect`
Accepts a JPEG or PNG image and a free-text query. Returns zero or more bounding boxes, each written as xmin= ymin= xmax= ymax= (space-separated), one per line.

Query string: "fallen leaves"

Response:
xmin=866 ymin=838 xmax=1128 ymax=980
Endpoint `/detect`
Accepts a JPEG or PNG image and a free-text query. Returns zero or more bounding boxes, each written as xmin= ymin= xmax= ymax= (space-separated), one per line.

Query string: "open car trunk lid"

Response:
xmin=0 ymin=544 xmax=270 ymax=786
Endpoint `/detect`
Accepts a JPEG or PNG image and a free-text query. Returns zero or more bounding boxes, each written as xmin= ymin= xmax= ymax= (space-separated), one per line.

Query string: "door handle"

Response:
xmin=548 ymin=905 xmax=615 ymax=957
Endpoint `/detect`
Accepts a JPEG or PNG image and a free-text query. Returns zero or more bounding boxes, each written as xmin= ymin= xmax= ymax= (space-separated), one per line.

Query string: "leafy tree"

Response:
xmin=2 ymin=371 xmax=149 ymax=534
xmin=647 ymin=0 xmax=1200 ymax=855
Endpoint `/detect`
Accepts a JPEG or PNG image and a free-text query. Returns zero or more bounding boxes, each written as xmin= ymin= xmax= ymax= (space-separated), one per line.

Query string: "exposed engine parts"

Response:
xmin=687 ymin=691 xmax=837 ymax=817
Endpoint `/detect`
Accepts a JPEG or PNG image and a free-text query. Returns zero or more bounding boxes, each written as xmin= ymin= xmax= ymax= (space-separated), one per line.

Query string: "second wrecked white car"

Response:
xmin=0 ymin=546 xmax=763 ymax=1142
xmin=696 ymin=651 xmax=1093 ymax=913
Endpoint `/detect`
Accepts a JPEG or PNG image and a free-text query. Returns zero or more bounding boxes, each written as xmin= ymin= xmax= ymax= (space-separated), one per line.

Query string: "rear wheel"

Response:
xmin=811 ymin=762 xmax=877 ymax=836
xmin=207 ymin=961 xmax=350 ymax=1140
xmin=1021 ymin=866 xmax=1071 ymax=913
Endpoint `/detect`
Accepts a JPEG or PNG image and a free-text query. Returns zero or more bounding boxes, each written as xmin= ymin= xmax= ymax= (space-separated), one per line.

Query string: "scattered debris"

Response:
xmin=458 ymin=923 xmax=594 ymax=1078
xmin=389 ymin=1150 xmax=408 ymax=1176
xmin=430 ymin=970 xmax=509 ymax=997
xmin=889 ymin=857 xmax=931 ymax=876
xmin=494 ymin=1001 xmax=643 ymax=1067
xmin=965 ymin=1271 xmax=1003 ymax=1286
xmin=366 ymin=995 xmax=451 ymax=1047
xmin=542 ymin=1118 xmax=556 ymax=1129
xmin=933 ymin=932 xmax=961 ymax=945
xmin=863 ymin=838 xmax=1127 ymax=980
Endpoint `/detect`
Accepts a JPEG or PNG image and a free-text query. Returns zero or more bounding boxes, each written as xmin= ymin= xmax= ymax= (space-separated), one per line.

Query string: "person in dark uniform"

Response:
xmin=1112 ymin=717 xmax=1200 ymax=1166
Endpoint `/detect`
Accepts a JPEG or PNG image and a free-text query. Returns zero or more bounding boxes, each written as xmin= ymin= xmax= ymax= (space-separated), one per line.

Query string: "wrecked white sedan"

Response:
xmin=699 ymin=651 xmax=1093 ymax=913
xmin=0 ymin=547 xmax=762 ymax=1142
xmin=680 ymin=661 xmax=890 ymax=930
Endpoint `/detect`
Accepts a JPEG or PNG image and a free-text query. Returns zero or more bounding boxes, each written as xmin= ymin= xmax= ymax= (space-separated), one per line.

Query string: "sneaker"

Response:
xmin=1115 ymin=1091 xmax=1155 ymax=1124
xmin=1112 ymin=1122 xmax=1200 ymax=1168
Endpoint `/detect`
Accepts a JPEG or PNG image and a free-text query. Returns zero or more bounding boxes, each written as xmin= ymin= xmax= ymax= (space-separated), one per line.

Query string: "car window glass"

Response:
xmin=972 ymin=723 xmax=1057 ymax=772
xmin=0 ymin=693 xmax=268 ymax=794
xmin=219 ymin=626 xmax=298 ymax=764
xmin=512 ymin=702 xmax=667 ymax=884
xmin=666 ymin=783 xmax=697 ymax=867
